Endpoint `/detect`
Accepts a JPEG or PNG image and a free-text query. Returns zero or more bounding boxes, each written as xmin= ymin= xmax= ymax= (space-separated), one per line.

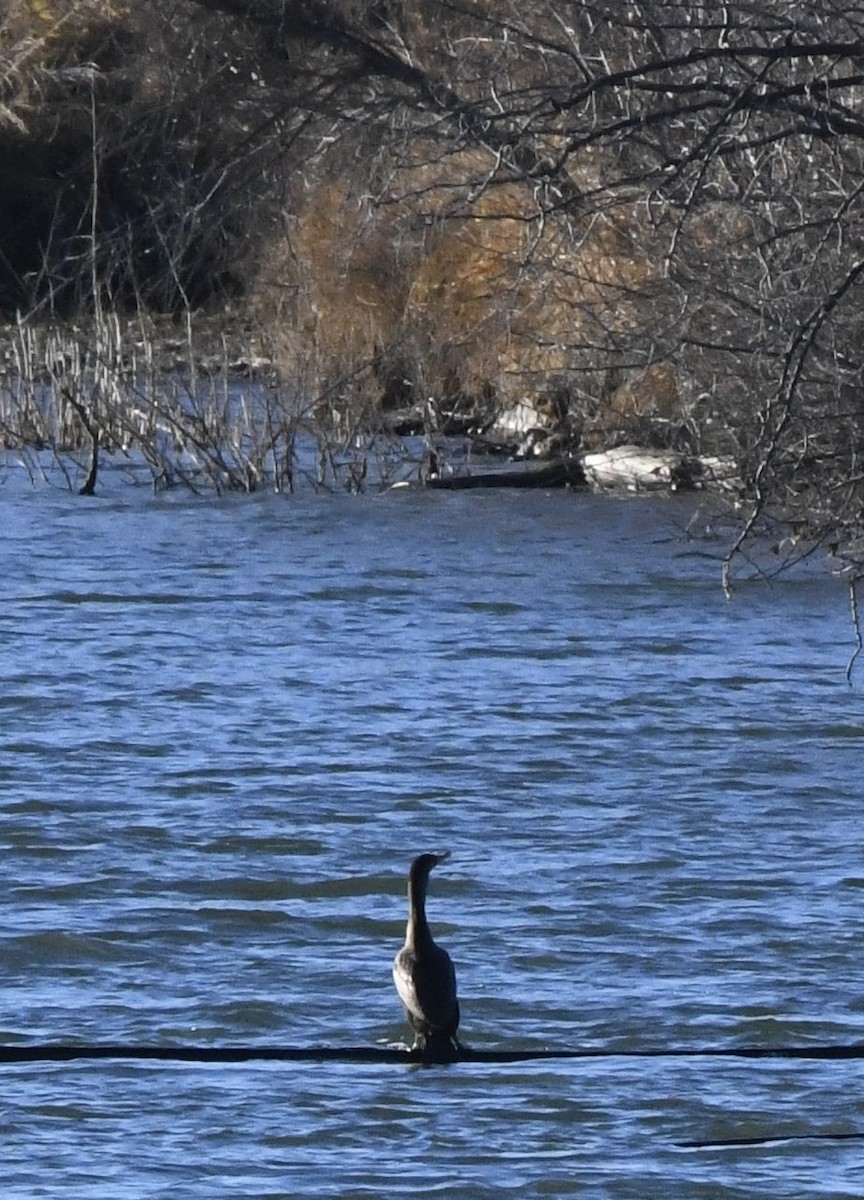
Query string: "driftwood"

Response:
xmin=427 ymin=459 xmax=587 ymax=491
xmin=582 ymin=444 xmax=693 ymax=491
xmin=581 ymin=445 xmax=741 ymax=493
xmin=422 ymin=448 xmax=740 ymax=494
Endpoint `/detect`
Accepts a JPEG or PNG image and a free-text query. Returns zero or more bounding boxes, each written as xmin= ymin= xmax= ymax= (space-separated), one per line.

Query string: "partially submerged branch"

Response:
xmin=62 ymin=388 xmax=99 ymax=496
xmin=847 ymin=577 xmax=863 ymax=686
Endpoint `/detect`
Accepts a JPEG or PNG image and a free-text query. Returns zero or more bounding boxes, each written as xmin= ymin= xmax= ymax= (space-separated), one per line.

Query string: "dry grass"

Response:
xmin=256 ymin=134 xmax=675 ymax=439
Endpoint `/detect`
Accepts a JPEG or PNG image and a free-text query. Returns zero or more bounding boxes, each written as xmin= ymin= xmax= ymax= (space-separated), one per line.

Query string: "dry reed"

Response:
xmin=0 ymin=313 xmax=428 ymax=494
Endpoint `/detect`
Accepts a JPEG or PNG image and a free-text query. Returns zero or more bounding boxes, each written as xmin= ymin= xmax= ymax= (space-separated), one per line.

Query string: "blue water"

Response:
xmin=1 ymin=479 xmax=863 ymax=1198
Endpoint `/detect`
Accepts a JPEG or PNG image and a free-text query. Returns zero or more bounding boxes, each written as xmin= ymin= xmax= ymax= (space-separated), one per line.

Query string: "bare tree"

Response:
xmin=225 ymin=0 xmax=864 ymax=575
xmin=5 ymin=0 xmax=864 ymax=580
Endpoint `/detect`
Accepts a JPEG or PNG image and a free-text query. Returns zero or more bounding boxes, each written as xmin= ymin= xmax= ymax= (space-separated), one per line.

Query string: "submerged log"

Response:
xmin=3 ymin=1042 xmax=864 ymax=1066
xmin=63 ymin=389 xmax=99 ymax=496
xmin=426 ymin=459 xmax=587 ymax=490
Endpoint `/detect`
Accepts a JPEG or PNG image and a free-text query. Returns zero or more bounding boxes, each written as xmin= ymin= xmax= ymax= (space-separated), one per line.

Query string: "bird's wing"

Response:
xmin=393 ymin=949 xmax=425 ymax=1022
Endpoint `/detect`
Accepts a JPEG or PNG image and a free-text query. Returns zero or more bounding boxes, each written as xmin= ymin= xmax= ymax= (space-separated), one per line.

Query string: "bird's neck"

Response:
xmin=406 ymin=876 xmax=433 ymax=952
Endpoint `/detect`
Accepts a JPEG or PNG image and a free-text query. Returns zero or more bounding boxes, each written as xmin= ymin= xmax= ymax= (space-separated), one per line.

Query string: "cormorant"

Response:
xmin=393 ymin=851 xmax=460 ymax=1055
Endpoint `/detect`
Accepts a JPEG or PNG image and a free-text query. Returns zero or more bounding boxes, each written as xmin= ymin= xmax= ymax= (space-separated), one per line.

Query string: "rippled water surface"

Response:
xmin=2 ymin=480 xmax=864 ymax=1198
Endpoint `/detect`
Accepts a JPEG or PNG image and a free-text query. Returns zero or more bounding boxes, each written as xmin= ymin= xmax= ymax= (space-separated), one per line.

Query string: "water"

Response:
xmin=2 ymin=477 xmax=864 ymax=1198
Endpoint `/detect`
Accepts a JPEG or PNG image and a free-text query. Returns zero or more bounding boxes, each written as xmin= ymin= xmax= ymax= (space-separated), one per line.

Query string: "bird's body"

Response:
xmin=393 ymin=851 xmax=460 ymax=1053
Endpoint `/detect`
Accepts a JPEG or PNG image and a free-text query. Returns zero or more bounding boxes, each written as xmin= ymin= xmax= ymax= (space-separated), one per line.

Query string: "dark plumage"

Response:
xmin=393 ymin=851 xmax=460 ymax=1053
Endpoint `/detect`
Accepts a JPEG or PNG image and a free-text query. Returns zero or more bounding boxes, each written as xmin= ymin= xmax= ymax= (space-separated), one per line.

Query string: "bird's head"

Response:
xmin=410 ymin=850 xmax=450 ymax=881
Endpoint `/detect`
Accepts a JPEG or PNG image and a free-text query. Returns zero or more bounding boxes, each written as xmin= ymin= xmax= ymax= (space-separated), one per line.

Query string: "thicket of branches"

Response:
xmin=2 ymin=0 xmax=864 ymax=576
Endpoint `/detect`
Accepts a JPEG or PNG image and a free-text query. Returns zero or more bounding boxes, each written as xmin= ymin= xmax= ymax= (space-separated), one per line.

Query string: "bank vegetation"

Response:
xmin=1 ymin=1 xmax=864 ymax=583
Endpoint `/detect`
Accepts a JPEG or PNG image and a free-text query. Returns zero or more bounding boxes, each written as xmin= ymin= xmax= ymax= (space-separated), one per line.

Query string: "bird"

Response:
xmin=393 ymin=851 xmax=461 ymax=1056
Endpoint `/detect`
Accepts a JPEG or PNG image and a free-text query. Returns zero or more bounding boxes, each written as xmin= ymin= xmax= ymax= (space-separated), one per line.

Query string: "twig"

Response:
xmin=846 ymin=576 xmax=863 ymax=686
xmin=62 ymin=387 xmax=99 ymax=496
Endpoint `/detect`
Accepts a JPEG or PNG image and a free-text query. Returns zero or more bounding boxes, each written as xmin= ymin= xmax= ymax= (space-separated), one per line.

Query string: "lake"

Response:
xmin=1 ymin=473 xmax=863 ymax=1198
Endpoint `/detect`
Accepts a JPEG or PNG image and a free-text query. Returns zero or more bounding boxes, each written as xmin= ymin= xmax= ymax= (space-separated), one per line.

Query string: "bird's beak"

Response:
xmin=433 ymin=850 xmax=451 ymax=866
